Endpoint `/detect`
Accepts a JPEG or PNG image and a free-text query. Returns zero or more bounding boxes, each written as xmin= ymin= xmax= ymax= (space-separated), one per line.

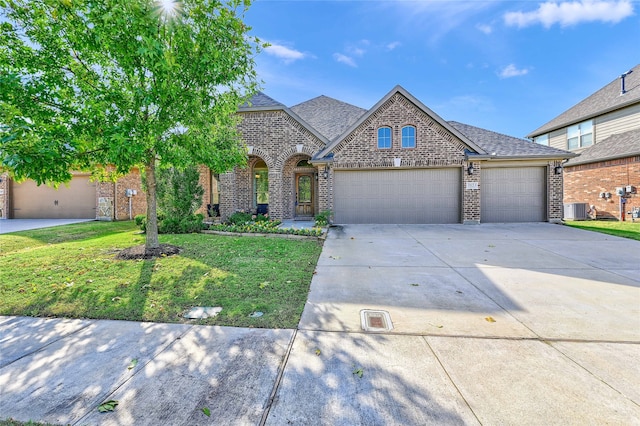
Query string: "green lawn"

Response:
xmin=0 ymin=221 xmax=323 ymax=328
xmin=564 ymin=220 xmax=640 ymax=241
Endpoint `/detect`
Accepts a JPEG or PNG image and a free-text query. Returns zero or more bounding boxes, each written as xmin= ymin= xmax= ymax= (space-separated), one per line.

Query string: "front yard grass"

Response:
xmin=564 ymin=220 xmax=640 ymax=241
xmin=0 ymin=221 xmax=323 ymax=328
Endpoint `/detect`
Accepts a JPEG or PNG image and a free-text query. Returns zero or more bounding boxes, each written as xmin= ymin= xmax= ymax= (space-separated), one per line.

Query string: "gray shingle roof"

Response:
xmin=528 ymin=64 xmax=640 ymax=138
xmin=290 ymin=95 xmax=367 ymax=141
xmin=240 ymin=92 xmax=285 ymax=110
xmin=566 ymin=128 xmax=640 ymax=166
xmin=449 ymin=121 xmax=574 ymax=159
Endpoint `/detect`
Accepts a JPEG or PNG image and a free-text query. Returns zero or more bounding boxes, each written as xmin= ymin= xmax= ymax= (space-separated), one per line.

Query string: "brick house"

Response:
xmin=0 ymin=85 xmax=573 ymax=224
xmin=222 ymin=85 xmax=572 ymax=224
xmin=527 ymin=64 xmax=640 ymax=220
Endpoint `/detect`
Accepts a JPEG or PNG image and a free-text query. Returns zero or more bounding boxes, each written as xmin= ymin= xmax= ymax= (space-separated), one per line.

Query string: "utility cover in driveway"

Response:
xmin=333 ymin=168 xmax=461 ymax=224
xmin=361 ymin=310 xmax=394 ymax=332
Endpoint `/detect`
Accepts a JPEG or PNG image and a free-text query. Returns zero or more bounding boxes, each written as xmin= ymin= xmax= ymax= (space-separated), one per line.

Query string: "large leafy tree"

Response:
xmin=0 ymin=0 xmax=261 ymax=252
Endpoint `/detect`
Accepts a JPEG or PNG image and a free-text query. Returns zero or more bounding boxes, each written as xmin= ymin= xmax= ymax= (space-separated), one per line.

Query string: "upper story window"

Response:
xmin=401 ymin=126 xmax=416 ymax=148
xmin=534 ymin=134 xmax=549 ymax=145
xmin=567 ymin=120 xmax=593 ymax=150
xmin=377 ymin=127 xmax=392 ymax=149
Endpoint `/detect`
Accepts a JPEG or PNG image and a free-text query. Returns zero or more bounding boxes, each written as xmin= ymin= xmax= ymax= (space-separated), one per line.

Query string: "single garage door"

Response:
xmin=333 ymin=168 xmax=461 ymax=224
xmin=11 ymin=176 xmax=96 ymax=219
xmin=481 ymin=167 xmax=546 ymax=223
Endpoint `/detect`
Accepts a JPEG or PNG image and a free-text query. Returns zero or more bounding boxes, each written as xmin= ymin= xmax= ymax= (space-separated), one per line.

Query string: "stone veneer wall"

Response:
xmin=564 ymin=156 xmax=640 ymax=219
xmin=548 ymin=161 xmax=564 ymax=223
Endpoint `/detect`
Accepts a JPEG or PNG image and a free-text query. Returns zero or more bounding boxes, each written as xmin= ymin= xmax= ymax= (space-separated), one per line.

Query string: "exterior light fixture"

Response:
xmin=322 ymin=167 xmax=329 ymax=179
xmin=467 ymin=163 xmax=474 ymax=175
xmin=554 ymin=165 xmax=563 ymax=175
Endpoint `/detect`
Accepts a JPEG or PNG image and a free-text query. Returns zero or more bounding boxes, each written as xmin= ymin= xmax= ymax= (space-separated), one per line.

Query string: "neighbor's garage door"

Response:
xmin=333 ymin=168 xmax=461 ymax=224
xmin=481 ymin=167 xmax=546 ymax=223
xmin=11 ymin=176 xmax=96 ymax=219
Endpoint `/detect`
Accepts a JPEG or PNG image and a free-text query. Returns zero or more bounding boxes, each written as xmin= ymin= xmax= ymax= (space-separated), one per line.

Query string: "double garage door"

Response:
xmin=334 ymin=168 xmax=461 ymax=224
xmin=333 ymin=167 xmax=546 ymax=224
xmin=10 ymin=176 xmax=96 ymax=219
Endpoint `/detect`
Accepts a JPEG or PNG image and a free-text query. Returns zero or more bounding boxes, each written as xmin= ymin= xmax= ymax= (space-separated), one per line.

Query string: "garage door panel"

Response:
xmin=334 ymin=169 xmax=460 ymax=224
xmin=11 ymin=177 xmax=96 ymax=219
xmin=481 ymin=167 xmax=545 ymax=223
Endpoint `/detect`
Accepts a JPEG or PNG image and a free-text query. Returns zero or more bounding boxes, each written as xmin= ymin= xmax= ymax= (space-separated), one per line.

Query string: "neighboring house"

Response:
xmin=527 ymin=64 xmax=640 ymax=220
xmin=0 ymin=85 xmax=574 ymax=224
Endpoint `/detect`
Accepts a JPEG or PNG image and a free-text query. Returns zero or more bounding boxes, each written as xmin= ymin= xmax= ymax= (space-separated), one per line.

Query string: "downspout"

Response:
xmin=114 ymin=181 xmax=118 ymax=220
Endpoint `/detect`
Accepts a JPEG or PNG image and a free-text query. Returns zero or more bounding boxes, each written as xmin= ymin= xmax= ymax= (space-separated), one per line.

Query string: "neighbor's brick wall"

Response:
xmin=564 ymin=156 xmax=640 ymax=219
xmin=218 ymin=110 xmax=326 ymax=220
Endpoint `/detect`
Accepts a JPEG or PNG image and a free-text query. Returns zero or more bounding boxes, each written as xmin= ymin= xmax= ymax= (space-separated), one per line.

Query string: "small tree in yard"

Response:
xmin=0 ymin=0 xmax=262 ymax=256
xmin=155 ymin=165 xmax=205 ymax=233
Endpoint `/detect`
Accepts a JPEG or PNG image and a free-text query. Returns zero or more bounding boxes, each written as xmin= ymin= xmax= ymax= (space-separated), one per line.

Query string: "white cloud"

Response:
xmin=504 ymin=0 xmax=634 ymax=28
xmin=386 ymin=41 xmax=401 ymax=51
xmin=333 ymin=53 xmax=357 ymax=67
xmin=476 ymin=23 xmax=493 ymax=34
xmin=264 ymin=42 xmax=307 ymax=63
xmin=499 ymin=64 xmax=530 ymax=78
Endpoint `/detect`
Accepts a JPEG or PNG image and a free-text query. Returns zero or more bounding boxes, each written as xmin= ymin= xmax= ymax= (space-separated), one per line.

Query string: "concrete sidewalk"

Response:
xmin=1 ymin=223 xmax=639 ymax=425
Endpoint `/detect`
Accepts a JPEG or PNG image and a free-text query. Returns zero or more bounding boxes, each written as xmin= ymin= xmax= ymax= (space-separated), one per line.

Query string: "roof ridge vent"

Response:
xmin=620 ymin=69 xmax=633 ymax=95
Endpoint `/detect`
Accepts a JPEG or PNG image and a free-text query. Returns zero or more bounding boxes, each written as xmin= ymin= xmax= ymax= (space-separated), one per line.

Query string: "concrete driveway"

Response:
xmin=1 ymin=223 xmax=639 ymax=425
xmin=270 ymin=223 xmax=640 ymax=424
xmin=0 ymin=219 xmax=95 ymax=234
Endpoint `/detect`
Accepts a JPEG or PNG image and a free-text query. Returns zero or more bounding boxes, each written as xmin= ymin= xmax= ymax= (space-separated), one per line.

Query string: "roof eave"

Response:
xmin=566 ymin=151 xmax=640 ymax=167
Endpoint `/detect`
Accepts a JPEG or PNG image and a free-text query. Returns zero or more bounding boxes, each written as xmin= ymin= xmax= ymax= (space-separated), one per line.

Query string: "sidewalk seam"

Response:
xmin=421 ymin=335 xmax=482 ymax=425
xmin=259 ymin=328 xmax=297 ymax=426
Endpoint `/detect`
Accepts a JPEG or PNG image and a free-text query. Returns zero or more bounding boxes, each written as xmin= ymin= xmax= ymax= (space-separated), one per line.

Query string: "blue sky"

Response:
xmin=244 ymin=0 xmax=639 ymax=138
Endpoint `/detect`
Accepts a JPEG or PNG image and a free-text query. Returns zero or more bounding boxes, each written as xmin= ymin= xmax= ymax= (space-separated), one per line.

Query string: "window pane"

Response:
xmin=378 ymin=127 xmax=391 ymax=149
xmin=567 ymin=124 xmax=580 ymax=139
xmin=402 ymin=126 xmax=415 ymax=148
xmin=298 ymin=175 xmax=311 ymax=203
xmin=567 ymin=137 xmax=579 ymax=150
xmin=534 ymin=134 xmax=548 ymax=145
xmin=581 ymin=133 xmax=593 ymax=147
xmin=255 ymin=170 xmax=269 ymax=204
xmin=579 ymin=120 xmax=593 ymax=134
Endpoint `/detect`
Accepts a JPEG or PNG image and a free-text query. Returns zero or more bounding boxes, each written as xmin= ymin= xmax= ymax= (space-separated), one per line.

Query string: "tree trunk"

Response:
xmin=145 ymin=158 xmax=160 ymax=250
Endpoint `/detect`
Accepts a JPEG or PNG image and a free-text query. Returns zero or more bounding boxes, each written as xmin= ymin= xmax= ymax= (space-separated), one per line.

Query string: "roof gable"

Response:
xmin=316 ymin=85 xmax=486 ymax=159
xmin=449 ymin=121 xmax=575 ymax=159
xmin=528 ymin=64 xmax=640 ymax=138
xmin=566 ymin=128 xmax=640 ymax=166
xmin=290 ymin=96 xmax=367 ymax=141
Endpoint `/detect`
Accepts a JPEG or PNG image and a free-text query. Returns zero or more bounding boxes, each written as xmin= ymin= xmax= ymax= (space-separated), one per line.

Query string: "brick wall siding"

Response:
xmin=0 ymin=173 xmax=8 ymax=219
xmin=564 ymin=156 xmax=640 ymax=219
xmin=218 ymin=110 xmax=326 ymax=220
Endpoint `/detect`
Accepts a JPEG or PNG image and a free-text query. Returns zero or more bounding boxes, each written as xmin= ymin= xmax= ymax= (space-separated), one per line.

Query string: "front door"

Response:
xmin=295 ymin=174 xmax=314 ymax=218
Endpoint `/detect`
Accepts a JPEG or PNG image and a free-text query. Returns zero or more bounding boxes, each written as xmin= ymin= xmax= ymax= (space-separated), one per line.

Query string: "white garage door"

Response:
xmin=481 ymin=167 xmax=546 ymax=223
xmin=11 ymin=176 xmax=96 ymax=219
xmin=333 ymin=168 xmax=461 ymax=224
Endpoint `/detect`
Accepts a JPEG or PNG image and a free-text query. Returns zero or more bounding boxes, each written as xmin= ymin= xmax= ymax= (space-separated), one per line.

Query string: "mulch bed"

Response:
xmin=116 ymin=244 xmax=182 ymax=260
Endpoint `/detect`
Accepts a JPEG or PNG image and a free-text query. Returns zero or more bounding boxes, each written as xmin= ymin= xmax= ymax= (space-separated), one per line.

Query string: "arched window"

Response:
xmin=378 ymin=127 xmax=391 ymax=149
xmin=402 ymin=126 xmax=416 ymax=148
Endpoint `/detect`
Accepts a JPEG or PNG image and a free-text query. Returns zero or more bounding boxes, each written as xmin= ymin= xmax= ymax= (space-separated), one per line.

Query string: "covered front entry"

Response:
xmin=10 ymin=176 xmax=96 ymax=219
xmin=333 ymin=168 xmax=461 ymax=224
xmin=481 ymin=167 xmax=546 ymax=223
